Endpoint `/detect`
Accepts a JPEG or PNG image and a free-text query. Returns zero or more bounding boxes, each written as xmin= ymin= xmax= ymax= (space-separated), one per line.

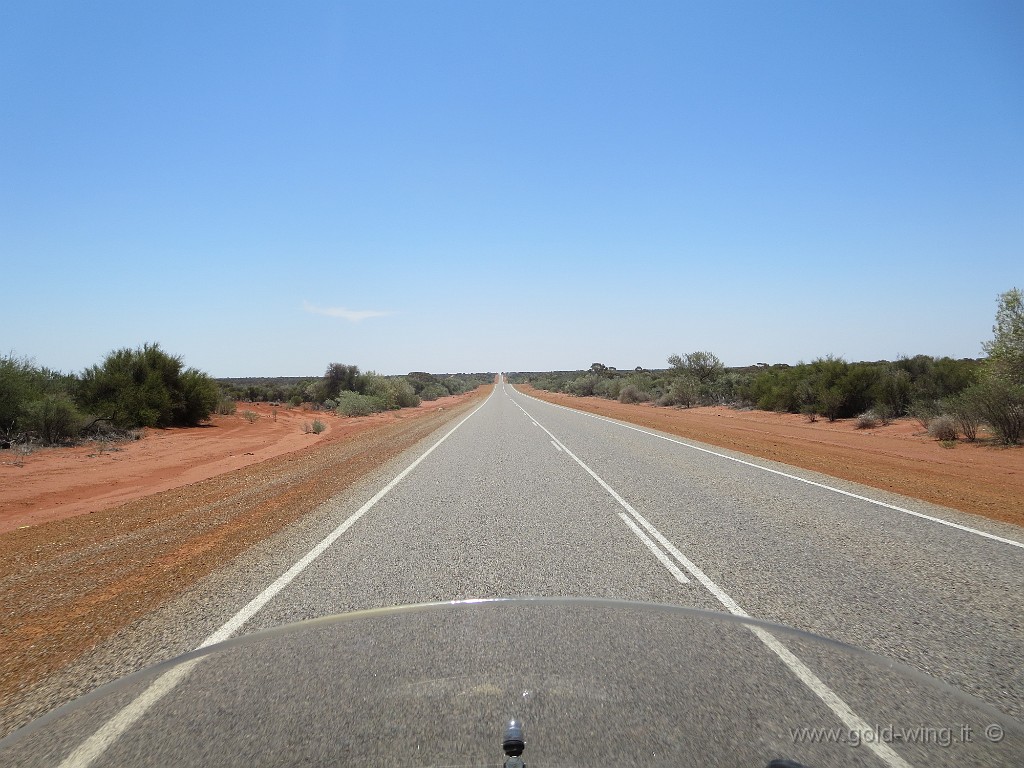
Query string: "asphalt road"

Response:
xmin=4 ymin=378 xmax=1023 ymax=767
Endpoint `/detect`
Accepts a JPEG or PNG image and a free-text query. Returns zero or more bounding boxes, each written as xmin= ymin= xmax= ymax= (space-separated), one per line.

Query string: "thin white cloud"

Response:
xmin=302 ymin=301 xmax=394 ymax=322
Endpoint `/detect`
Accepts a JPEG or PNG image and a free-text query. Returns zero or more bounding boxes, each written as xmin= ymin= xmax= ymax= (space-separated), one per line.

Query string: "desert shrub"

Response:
xmin=0 ymin=355 xmax=35 ymax=435
xmin=982 ymin=288 xmax=1024 ymax=383
xmin=356 ymin=373 xmax=419 ymax=410
xmin=666 ymin=376 xmax=699 ymax=408
xmin=288 ymin=395 xmax=302 ymax=407
xmin=873 ymin=367 xmax=912 ymax=416
xmin=78 ymin=343 xmax=217 ymax=428
xmin=175 ymin=368 xmax=220 ymax=426
xmin=392 ymin=379 xmax=421 ymax=408
xmin=407 ymin=371 xmax=440 ymax=394
xmin=335 ymin=390 xmax=382 ymax=417
xmin=22 ymin=394 xmax=84 ymax=444
xmin=311 ymin=419 xmax=326 ymax=434
xmin=873 ymin=403 xmax=894 ymax=425
xmin=419 ymin=383 xmax=449 ymax=401
xmin=944 ymin=393 xmax=980 ymax=442
xmin=594 ymin=377 xmax=623 ymax=400
xmin=618 ymin=385 xmax=649 ymax=404
xmin=706 ymin=371 xmax=752 ymax=406
xmin=668 ymin=351 xmax=724 ymax=384
xmin=856 ymin=411 xmax=879 ymax=429
xmin=927 ymin=415 xmax=958 ymax=442
xmin=321 ymin=363 xmax=363 ymax=401
xmin=962 ymin=378 xmax=1024 ymax=445
xmin=215 ymin=396 xmax=237 ymax=415
xmin=565 ymin=375 xmax=600 ymax=397
xmin=242 ymin=410 xmax=260 ymax=423
xmin=801 ymin=406 xmax=818 ymax=423
xmin=817 ymin=388 xmax=845 ymax=422
xmin=908 ymin=399 xmax=942 ymax=430
xmin=0 ymin=354 xmax=78 ymax=439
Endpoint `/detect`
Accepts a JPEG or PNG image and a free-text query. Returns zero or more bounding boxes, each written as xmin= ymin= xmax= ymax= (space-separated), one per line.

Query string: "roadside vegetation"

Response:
xmin=218 ymin=368 xmax=491 ymax=417
xmin=511 ymin=288 xmax=1024 ymax=445
xmin=1 ymin=343 xmax=220 ymax=449
xmin=2 ymin=343 xmax=493 ymax=450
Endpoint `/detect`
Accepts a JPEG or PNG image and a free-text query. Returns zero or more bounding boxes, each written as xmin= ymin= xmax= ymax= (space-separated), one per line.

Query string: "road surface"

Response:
xmin=4 ymin=377 xmax=1022 ymax=766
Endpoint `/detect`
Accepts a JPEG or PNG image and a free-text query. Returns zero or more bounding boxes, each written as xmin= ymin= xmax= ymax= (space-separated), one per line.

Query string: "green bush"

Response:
xmin=78 ymin=343 xmax=218 ymax=428
xmin=0 ymin=354 xmax=77 ymax=440
xmin=176 ymin=368 xmax=220 ymax=426
xmin=619 ymin=385 xmax=649 ymax=404
xmin=419 ymin=383 xmax=449 ymax=401
xmin=322 ymin=363 xmax=363 ymax=401
xmin=666 ymin=376 xmax=699 ymax=408
xmin=983 ymin=288 xmax=1024 ymax=383
xmin=856 ymin=411 xmax=879 ymax=430
xmin=0 ymin=355 xmax=35 ymax=435
xmin=23 ymin=394 xmax=84 ymax=444
xmin=335 ymin=390 xmax=382 ymax=417
xmin=566 ymin=375 xmax=600 ymax=397
xmin=594 ymin=377 xmax=623 ymax=400
xmin=927 ymin=415 xmax=958 ymax=442
xmin=311 ymin=419 xmax=326 ymax=434
xmin=962 ymin=378 xmax=1024 ymax=445
xmin=215 ymin=396 xmax=237 ymax=415
xmin=944 ymin=393 xmax=980 ymax=441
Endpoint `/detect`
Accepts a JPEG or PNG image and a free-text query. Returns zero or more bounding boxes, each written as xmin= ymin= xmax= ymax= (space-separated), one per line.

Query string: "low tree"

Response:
xmin=955 ymin=288 xmax=1024 ymax=444
xmin=322 ymin=363 xmax=362 ymax=400
xmin=78 ymin=343 xmax=218 ymax=428
xmin=983 ymin=288 xmax=1024 ymax=384
xmin=668 ymin=351 xmax=724 ymax=384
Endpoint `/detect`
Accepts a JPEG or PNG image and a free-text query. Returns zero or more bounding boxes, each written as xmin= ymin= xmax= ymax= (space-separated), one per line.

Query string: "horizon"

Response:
xmin=3 ymin=2 xmax=1021 ymax=377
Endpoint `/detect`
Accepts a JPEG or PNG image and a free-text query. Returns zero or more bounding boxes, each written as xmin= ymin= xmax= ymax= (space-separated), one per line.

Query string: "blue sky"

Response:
xmin=2 ymin=1 xmax=1021 ymax=376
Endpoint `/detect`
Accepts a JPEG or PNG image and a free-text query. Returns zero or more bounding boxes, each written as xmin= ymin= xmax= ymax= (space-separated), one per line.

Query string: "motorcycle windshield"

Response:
xmin=1 ymin=598 xmax=1020 ymax=767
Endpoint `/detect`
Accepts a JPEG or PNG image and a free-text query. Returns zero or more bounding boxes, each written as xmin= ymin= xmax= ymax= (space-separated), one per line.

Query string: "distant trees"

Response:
xmin=515 ymin=288 xmax=1023 ymax=445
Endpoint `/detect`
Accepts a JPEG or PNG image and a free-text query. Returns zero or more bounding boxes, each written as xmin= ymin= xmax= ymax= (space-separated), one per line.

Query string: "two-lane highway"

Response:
xmin=5 ymin=377 xmax=1022 ymax=766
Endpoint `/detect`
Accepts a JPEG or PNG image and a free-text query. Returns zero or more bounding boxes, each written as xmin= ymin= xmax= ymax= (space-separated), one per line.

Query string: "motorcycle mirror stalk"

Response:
xmin=502 ymin=719 xmax=526 ymax=768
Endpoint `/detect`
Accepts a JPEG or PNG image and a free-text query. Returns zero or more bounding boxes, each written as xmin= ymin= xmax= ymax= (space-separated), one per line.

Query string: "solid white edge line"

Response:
xmin=550 ymin=439 xmax=563 ymax=452
xmin=59 ymin=387 xmax=496 ymax=768
xmin=511 ymin=385 xmax=1024 ymax=550
xmin=617 ymin=513 xmax=690 ymax=584
xmin=507 ymin=389 xmax=912 ymax=768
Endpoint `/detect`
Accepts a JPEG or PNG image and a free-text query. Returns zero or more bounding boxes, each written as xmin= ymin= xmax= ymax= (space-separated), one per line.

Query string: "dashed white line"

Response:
xmin=509 ymin=391 xmax=912 ymax=768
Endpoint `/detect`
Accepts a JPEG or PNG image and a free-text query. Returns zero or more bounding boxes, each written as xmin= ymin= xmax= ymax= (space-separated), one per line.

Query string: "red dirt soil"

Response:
xmin=0 ymin=389 xmax=489 ymax=736
xmin=1 ymin=401 xmax=454 ymax=534
xmin=518 ymin=384 xmax=1023 ymax=528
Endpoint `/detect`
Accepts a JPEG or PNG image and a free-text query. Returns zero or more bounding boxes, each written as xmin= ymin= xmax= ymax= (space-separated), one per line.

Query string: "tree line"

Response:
xmin=217 ymin=367 xmax=491 ymax=415
xmin=2 ymin=344 xmax=493 ymax=447
xmin=511 ymin=288 xmax=1024 ymax=445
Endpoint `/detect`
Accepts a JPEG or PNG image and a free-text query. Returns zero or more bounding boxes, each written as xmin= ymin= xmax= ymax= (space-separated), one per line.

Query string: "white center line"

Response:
xmin=618 ymin=513 xmax=690 ymax=585
xmin=508 ymin=390 xmax=912 ymax=768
